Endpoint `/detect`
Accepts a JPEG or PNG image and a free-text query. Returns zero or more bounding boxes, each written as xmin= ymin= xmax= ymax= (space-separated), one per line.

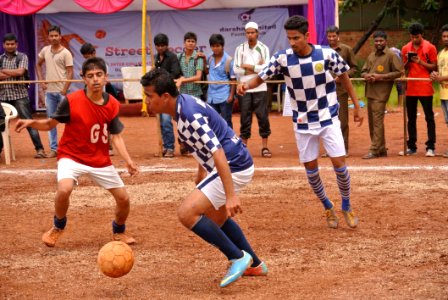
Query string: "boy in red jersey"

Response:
xmin=15 ymin=57 xmax=138 ymax=247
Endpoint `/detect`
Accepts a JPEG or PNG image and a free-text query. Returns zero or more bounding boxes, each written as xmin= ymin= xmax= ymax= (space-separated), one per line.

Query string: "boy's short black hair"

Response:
xmin=373 ymin=31 xmax=388 ymax=40
xmin=154 ymin=33 xmax=169 ymax=46
xmin=326 ymin=25 xmax=339 ymax=35
xmin=3 ymin=33 xmax=17 ymax=43
xmin=209 ymin=34 xmax=225 ymax=46
xmin=80 ymin=43 xmax=96 ymax=55
xmin=140 ymin=68 xmax=179 ymax=97
xmin=408 ymin=23 xmax=424 ymax=35
xmin=184 ymin=32 xmax=197 ymax=42
xmin=284 ymin=15 xmax=308 ymax=35
xmin=81 ymin=57 xmax=107 ymax=76
xmin=48 ymin=25 xmax=61 ymax=34
xmin=441 ymin=24 xmax=448 ymax=33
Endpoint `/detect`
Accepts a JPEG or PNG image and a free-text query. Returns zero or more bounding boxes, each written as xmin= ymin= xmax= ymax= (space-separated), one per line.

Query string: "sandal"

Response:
xmin=261 ymin=147 xmax=272 ymax=158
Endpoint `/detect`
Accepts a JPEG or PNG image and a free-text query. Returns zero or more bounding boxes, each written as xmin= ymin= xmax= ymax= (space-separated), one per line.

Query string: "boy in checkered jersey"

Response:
xmin=141 ymin=69 xmax=266 ymax=287
xmin=238 ymin=15 xmax=364 ymax=229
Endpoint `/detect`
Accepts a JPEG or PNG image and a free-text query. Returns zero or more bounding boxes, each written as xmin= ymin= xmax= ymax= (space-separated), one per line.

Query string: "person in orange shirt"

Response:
xmin=400 ymin=23 xmax=437 ymax=157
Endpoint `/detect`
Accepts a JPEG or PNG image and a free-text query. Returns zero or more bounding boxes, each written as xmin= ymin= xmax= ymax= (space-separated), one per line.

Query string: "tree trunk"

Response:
xmin=353 ymin=0 xmax=395 ymax=54
xmin=430 ymin=0 xmax=443 ymax=46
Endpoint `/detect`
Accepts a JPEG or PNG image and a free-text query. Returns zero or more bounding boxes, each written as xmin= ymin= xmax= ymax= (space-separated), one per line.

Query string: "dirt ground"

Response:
xmin=0 ymin=107 xmax=447 ymax=299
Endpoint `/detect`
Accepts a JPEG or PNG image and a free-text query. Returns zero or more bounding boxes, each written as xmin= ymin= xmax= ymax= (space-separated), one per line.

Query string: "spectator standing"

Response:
xmin=361 ymin=31 xmax=403 ymax=159
xmin=400 ymin=23 xmax=437 ymax=157
xmin=430 ymin=24 xmax=448 ymax=158
xmin=205 ymin=34 xmax=235 ymax=128
xmin=36 ymin=25 xmax=73 ymax=158
xmin=153 ymin=33 xmax=182 ymax=158
xmin=233 ymin=22 xmax=272 ymax=158
xmin=0 ymin=33 xmax=47 ymax=158
xmin=326 ymin=26 xmax=358 ymax=156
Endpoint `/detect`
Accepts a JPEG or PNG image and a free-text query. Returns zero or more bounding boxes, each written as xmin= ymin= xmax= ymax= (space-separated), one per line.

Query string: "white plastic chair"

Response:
xmin=1 ymin=102 xmax=18 ymax=165
xmin=272 ymin=83 xmax=283 ymax=112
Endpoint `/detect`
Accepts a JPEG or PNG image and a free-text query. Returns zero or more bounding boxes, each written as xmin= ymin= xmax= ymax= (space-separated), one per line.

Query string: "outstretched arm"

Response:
xmin=15 ymin=118 xmax=58 ymax=132
xmin=237 ymin=76 xmax=264 ymax=95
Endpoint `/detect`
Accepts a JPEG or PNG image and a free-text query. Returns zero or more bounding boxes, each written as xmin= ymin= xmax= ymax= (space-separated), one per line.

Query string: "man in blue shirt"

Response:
xmin=141 ymin=68 xmax=267 ymax=288
xmin=205 ymin=34 xmax=235 ymax=128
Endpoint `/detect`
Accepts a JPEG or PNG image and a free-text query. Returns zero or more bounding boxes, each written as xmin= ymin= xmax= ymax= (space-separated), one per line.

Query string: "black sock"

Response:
xmin=53 ymin=215 xmax=67 ymax=230
xmin=191 ymin=215 xmax=242 ymax=261
xmin=112 ymin=220 xmax=125 ymax=234
xmin=221 ymin=218 xmax=261 ymax=267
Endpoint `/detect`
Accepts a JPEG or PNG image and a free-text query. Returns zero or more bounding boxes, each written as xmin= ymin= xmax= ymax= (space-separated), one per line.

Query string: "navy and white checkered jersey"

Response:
xmin=259 ymin=45 xmax=350 ymax=131
xmin=175 ymin=94 xmax=253 ymax=173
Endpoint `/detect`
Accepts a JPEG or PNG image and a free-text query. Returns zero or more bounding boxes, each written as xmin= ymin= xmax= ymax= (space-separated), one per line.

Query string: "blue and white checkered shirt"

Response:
xmin=259 ymin=45 xmax=349 ymax=131
xmin=175 ymin=94 xmax=253 ymax=173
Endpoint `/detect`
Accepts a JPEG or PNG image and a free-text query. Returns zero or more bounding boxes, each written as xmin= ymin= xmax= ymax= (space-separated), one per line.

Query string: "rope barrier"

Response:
xmin=0 ymin=77 xmax=434 ymax=85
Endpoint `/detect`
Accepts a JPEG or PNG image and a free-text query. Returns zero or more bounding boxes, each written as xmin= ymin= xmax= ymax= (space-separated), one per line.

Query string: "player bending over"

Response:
xmin=141 ymin=69 xmax=267 ymax=288
xmin=15 ymin=57 xmax=138 ymax=247
xmin=238 ymin=15 xmax=364 ymax=229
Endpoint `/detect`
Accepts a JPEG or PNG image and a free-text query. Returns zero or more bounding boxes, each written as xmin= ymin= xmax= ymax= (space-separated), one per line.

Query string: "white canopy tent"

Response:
xmin=38 ymin=0 xmax=307 ymax=13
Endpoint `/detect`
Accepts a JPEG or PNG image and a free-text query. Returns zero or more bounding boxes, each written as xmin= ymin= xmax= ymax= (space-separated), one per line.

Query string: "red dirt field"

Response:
xmin=0 ymin=108 xmax=447 ymax=299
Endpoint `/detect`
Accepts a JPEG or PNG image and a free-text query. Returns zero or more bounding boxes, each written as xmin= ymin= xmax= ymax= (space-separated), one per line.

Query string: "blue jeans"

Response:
xmin=210 ymin=101 xmax=233 ymax=129
xmin=45 ymin=92 xmax=64 ymax=151
xmin=441 ymin=99 xmax=448 ymax=124
xmin=6 ymin=98 xmax=44 ymax=151
xmin=160 ymin=113 xmax=175 ymax=150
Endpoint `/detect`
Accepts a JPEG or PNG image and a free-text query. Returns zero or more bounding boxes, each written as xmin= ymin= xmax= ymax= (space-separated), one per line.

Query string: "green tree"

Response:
xmin=340 ymin=0 xmax=444 ymax=54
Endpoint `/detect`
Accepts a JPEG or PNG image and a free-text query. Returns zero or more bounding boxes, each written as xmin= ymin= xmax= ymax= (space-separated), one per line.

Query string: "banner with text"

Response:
xmin=35 ymin=8 xmax=289 ymax=109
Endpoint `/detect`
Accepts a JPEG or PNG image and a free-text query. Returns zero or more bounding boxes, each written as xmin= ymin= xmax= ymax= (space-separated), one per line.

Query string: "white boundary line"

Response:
xmin=0 ymin=165 xmax=447 ymax=176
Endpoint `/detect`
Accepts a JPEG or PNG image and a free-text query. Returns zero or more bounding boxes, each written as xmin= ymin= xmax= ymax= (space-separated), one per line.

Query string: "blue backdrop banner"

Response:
xmin=35 ymin=7 xmax=289 ymax=108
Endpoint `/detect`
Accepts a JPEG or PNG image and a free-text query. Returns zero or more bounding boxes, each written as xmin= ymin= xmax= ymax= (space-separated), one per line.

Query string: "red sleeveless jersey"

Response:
xmin=57 ymin=90 xmax=120 ymax=167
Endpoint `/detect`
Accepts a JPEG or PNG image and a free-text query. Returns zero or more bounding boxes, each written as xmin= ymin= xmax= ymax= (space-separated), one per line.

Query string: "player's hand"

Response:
xmin=226 ymin=195 xmax=242 ymax=217
xmin=15 ymin=119 xmax=31 ymax=133
xmin=353 ymin=107 xmax=364 ymax=127
xmin=41 ymin=83 xmax=47 ymax=91
xmin=126 ymin=161 xmax=139 ymax=176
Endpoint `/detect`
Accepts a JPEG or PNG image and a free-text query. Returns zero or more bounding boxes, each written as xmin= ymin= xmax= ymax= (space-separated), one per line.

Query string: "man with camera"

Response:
xmin=400 ymin=23 xmax=437 ymax=157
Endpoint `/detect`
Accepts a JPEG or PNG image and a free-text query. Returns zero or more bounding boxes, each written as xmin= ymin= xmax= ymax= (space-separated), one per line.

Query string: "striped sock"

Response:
xmin=334 ymin=166 xmax=351 ymax=211
xmin=306 ymin=168 xmax=333 ymax=210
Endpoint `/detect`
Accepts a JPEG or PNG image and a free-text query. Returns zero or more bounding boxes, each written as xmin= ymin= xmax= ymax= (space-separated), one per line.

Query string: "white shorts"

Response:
xmin=197 ymin=165 xmax=254 ymax=210
xmin=57 ymin=158 xmax=124 ymax=189
xmin=294 ymin=121 xmax=346 ymax=163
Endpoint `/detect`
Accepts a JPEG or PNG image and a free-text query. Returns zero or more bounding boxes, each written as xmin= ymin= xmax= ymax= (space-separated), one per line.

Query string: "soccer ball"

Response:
xmin=97 ymin=241 xmax=134 ymax=278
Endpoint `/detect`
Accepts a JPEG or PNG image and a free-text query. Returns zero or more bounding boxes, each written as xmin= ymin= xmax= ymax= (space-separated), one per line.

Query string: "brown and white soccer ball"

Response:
xmin=97 ymin=241 xmax=134 ymax=278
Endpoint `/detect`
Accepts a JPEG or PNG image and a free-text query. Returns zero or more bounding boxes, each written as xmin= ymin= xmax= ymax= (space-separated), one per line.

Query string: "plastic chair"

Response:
xmin=272 ymin=83 xmax=283 ymax=112
xmin=1 ymin=102 xmax=18 ymax=165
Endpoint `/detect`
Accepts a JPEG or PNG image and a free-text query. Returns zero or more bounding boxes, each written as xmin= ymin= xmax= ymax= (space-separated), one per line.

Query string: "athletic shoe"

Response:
xmin=398 ymin=148 xmax=416 ymax=156
xmin=325 ymin=208 xmax=339 ymax=229
xmin=220 ymin=250 xmax=253 ymax=287
xmin=42 ymin=227 xmax=64 ymax=247
xmin=243 ymin=261 xmax=268 ymax=276
xmin=342 ymin=209 xmax=359 ymax=228
xmin=113 ymin=232 xmax=136 ymax=245
xmin=443 ymin=151 xmax=448 ymax=158
xmin=425 ymin=149 xmax=435 ymax=157
xmin=47 ymin=150 xmax=57 ymax=158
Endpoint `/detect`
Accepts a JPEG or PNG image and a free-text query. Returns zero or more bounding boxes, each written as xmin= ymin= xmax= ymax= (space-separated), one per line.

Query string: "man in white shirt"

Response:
xmin=233 ymin=22 xmax=272 ymax=157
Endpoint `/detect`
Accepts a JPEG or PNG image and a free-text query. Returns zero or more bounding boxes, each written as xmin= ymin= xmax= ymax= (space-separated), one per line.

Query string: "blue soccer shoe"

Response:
xmin=220 ymin=250 xmax=253 ymax=288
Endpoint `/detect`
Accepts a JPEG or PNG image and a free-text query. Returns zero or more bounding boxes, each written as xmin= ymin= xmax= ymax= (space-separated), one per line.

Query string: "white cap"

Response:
xmin=245 ymin=22 xmax=258 ymax=31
